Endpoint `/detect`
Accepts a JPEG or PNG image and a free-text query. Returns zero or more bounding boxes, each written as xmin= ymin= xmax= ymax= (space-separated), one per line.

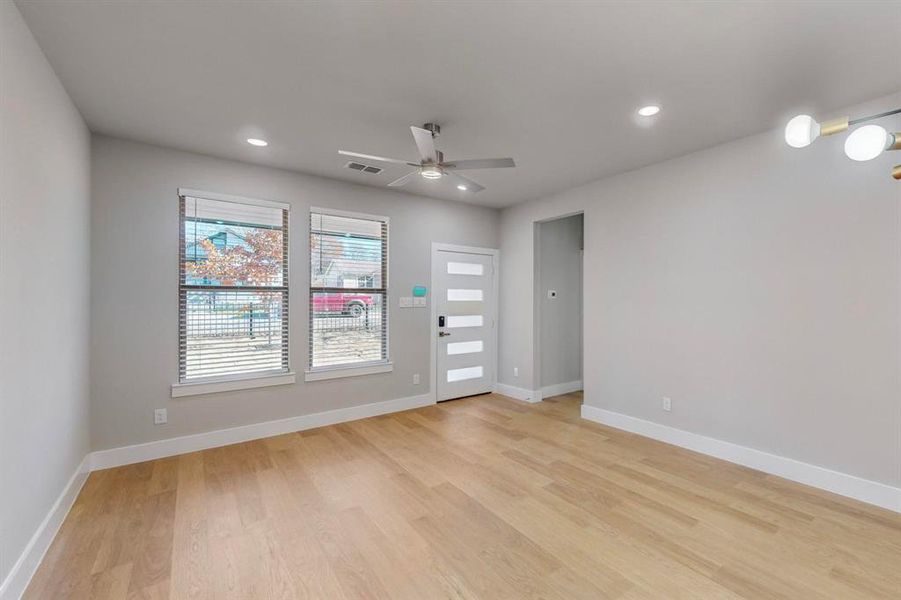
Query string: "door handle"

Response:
xmin=439 ymin=331 xmax=451 ymax=337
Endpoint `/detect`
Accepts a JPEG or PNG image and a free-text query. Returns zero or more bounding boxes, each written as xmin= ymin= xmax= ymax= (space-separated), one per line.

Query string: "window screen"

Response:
xmin=179 ymin=193 xmax=289 ymax=381
xmin=310 ymin=209 xmax=388 ymax=369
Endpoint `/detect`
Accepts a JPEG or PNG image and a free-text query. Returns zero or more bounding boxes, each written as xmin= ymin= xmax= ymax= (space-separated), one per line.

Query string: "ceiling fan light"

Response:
xmin=844 ymin=125 xmax=890 ymax=162
xmin=421 ymin=166 xmax=442 ymax=179
xmin=784 ymin=115 xmax=820 ymax=148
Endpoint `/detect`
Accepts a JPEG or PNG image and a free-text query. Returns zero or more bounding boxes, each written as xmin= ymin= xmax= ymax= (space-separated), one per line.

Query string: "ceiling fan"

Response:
xmin=339 ymin=123 xmax=515 ymax=193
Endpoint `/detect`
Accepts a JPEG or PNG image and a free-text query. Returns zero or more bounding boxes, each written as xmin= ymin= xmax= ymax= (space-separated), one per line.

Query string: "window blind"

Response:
xmin=309 ymin=209 xmax=388 ymax=369
xmin=179 ymin=193 xmax=289 ymax=382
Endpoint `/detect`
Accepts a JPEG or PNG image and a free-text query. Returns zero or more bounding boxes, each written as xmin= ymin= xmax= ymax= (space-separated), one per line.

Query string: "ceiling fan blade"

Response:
xmin=443 ymin=158 xmax=516 ymax=170
xmin=410 ymin=126 xmax=437 ymax=163
xmin=387 ymin=171 xmax=420 ymax=187
xmin=446 ymin=171 xmax=485 ymax=193
xmin=339 ymin=150 xmax=415 ymax=165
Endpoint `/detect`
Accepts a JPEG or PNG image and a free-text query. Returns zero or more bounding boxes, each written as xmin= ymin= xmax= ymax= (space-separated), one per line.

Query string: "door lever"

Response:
xmin=439 ymin=331 xmax=452 ymax=337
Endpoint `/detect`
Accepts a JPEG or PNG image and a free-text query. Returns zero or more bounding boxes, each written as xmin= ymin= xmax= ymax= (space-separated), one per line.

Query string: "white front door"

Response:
xmin=434 ymin=248 xmax=497 ymax=401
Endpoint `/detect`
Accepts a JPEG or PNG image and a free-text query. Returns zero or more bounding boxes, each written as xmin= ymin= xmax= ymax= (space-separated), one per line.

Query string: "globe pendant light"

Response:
xmin=784 ymin=107 xmax=901 ymax=179
xmin=844 ymin=125 xmax=898 ymax=162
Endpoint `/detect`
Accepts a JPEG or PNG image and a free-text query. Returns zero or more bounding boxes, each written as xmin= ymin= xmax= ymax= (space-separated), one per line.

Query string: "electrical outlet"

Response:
xmin=662 ymin=397 xmax=672 ymax=412
xmin=413 ymin=373 xmax=420 ymax=385
xmin=154 ymin=408 xmax=168 ymax=424
xmin=514 ymin=367 xmax=519 ymax=377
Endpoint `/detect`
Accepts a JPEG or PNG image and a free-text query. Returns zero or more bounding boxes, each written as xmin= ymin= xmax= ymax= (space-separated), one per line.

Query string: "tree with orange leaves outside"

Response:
xmin=186 ymin=229 xmax=283 ymax=286
xmin=187 ymin=229 xmax=283 ymax=340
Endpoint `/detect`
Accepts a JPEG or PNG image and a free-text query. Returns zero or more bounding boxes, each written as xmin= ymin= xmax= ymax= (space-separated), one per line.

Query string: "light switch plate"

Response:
xmin=413 ymin=297 xmax=426 ymax=307
xmin=399 ymin=297 xmax=413 ymax=308
xmin=547 ymin=290 xmax=558 ymax=299
xmin=154 ymin=408 xmax=167 ymax=424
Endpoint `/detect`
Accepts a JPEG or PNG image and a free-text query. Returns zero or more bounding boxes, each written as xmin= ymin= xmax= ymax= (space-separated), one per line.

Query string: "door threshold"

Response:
xmin=437 ymin=391 xmax=493 ymax=403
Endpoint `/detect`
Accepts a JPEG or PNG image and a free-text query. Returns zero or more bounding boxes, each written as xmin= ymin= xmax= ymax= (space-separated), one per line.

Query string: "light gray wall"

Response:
xmin=538 ymin=214 xmax=583 ymax=388
xmin=499 ymin=92 xmax=901 ymax=487
xmin=90 ymin=136 xmax=499 ymax=451
xmin=0 ymin=0 xmax=92 ymax=586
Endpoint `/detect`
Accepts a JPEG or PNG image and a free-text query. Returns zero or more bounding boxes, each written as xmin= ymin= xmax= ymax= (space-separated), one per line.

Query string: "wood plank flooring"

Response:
xmin=25 ymin=392 xmax=901 ymax=599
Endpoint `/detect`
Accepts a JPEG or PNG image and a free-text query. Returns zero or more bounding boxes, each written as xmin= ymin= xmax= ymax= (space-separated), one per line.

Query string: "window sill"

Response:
xmin=304 ymin=362 xmax=393 ymax=382
xmin=171 ymin=372 xmax=296 ymax=398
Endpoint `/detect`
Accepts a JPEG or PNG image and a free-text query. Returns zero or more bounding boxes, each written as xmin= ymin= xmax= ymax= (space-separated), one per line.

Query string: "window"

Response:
xmin=309 ymin=208 xmax=388 ymax=372
xmin=179 ymin=191 xmax=289 ymax=382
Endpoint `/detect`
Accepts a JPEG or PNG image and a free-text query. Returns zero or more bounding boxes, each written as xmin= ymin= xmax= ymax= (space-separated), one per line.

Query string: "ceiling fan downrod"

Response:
xmin=422 ymin=123 xmax=441 ymax=138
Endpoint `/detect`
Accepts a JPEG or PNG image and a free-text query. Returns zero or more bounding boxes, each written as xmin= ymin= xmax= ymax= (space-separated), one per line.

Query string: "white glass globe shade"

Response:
xmin=844 ymin=125 xmax=888 ymax=162
xmin=784 ymin=115 xmax=820 ymax=148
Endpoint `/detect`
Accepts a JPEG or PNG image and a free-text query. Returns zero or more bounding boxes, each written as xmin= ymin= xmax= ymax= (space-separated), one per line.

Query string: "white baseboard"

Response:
xmin=91 ymin=393 xmax=434 ymax=471
xmin=0 ymin=456 xmax=90 ymax=600
xmin=541 ymin=380 xmax=583 ymax=398
xmin=581 ymin=405 xmax=901 ymax=513
xmin=494 ymin=383 xmax=543 ymax=403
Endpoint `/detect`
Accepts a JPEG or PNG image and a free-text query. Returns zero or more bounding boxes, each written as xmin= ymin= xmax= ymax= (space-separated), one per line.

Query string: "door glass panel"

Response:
xmin=446 ymin=340 xmax=483 ymax=355
xmin=447 ymin=315 xmax=483 ymax=328
xmin=447 ymin=262 xmax=483 ymax=276
xmin=447 ymin=365 xmax=483 ymax=382
xmin=447 ymin=288 xmax=483 ymax=302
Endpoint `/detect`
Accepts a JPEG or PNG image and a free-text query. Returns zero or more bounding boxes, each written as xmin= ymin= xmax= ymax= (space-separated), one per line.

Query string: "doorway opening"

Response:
xmin=535 ymin=213 xmax=583 ymax=404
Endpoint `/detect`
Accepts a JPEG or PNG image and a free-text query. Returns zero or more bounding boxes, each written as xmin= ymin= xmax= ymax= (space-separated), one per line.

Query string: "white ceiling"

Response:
xmin=15 ymin=0 xmax=901 ymax=208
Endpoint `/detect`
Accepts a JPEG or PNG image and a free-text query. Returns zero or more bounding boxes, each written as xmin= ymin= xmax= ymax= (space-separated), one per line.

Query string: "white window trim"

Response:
xmin=304 ymin=362 xmax=393 ymax=382
xmin=308 ymin=207 xmax=390 ymax=380
xmin=172 ymin=372 xmax=296 ymax=398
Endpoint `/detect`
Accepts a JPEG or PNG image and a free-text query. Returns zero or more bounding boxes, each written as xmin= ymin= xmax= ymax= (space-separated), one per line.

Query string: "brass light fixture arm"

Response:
xmin=820 ymin=116 xmax=850 ymax=136
xmin=818 ymin=108 xmax=901 ymax=138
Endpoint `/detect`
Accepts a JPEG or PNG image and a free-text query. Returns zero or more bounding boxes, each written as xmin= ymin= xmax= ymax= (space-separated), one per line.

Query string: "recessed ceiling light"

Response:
xmin=457 ymin=185 xmax=467 ymax=191
xmin=637 ymin=105 xmax=661 ymax=117
xmin=246 ymin=138 xmax=268 ymax=147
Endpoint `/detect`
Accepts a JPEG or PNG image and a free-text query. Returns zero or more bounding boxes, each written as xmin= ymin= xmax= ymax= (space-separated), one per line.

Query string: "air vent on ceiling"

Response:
xmin=345 ymin=161 xmax=383 ymax=175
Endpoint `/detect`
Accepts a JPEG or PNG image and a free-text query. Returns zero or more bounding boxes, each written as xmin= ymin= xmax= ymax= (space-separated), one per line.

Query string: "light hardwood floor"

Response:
xmin=25 ymin=392 xmax=901 ymax=599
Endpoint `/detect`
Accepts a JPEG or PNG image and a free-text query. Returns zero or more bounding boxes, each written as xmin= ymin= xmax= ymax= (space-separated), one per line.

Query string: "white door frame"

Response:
xmin=430 ymin=242 xmax=500 ymax=403
xmin=533 ymin=212 xmax=584 ymax=397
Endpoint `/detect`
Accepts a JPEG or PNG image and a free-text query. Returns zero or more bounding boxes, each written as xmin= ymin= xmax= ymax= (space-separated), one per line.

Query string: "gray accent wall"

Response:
xmin=89 ymin=136 xmax=499 ymax=451
xmin=499 ymin=92 xmax=901 ymax=487
xmin=0 ymin=0 xmax=92 ymax=585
